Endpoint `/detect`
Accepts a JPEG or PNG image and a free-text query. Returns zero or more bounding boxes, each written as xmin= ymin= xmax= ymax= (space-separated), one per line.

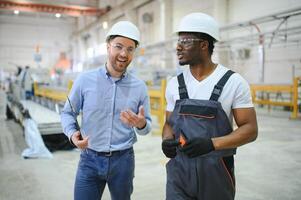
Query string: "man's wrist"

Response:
xmin=162 ymin=134 xmax=175 ymax=140
xmin=69 ymin=131 xmax=78 ymax=146
xmin=211 ymin=138 xmax=218 ymax=150
xmin=137 ymin=121 xmax=147 ymax=130
xmin=70 ymin=135 xmax=76 ymax=146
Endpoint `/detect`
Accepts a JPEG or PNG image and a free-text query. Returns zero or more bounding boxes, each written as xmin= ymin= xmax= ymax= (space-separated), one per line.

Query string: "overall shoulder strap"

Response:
xmin=209 ymin=70 xmax=235 ymax=101
xmin=177 ymin=73 xmax=189 ymax=99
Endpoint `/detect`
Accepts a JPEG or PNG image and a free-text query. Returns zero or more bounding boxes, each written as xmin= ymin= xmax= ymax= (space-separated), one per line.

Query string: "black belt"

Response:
xmin=86 ymin=147 xmax=132 ymax=157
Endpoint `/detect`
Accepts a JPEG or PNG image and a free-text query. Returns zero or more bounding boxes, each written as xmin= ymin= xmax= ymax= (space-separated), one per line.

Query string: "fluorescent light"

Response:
xmin=55 ymin=13 xmax=61 ymax=18
xmin=14 ymin=10 xmax=19 ymax=15
xmin=102 ymin=21 xmax=108 ymax=30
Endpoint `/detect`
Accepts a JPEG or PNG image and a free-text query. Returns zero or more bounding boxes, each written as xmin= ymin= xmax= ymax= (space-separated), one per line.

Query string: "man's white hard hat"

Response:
xmin=177 ymin=12 xmax=220 ymax=41
xmin=106 ymin=21 xmax=140 ymax=44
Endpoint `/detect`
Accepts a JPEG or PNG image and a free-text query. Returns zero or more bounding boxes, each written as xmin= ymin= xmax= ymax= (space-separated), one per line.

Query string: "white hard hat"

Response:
xmin=106 ymin=21 xmax=140 ymax=44
xmin=177 ymin=12 xmax=220 ymax=41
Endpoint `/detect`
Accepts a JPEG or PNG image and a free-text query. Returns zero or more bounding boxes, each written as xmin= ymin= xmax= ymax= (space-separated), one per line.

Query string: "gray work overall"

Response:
xmin=166 ymin=70 xmax=236 ymax=200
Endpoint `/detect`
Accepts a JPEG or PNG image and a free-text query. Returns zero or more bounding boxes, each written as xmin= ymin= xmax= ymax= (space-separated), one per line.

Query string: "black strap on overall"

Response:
xmin=177 ymin=73 xmax=189 ymax=99
xmin=209 ymin=70 xmax=235 ymax=101
xmin=177 ymin=70 xmax=235 ymax=101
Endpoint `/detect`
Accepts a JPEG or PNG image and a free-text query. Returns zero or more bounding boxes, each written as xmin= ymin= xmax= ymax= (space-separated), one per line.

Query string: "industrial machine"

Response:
xmin=6 ymin=68 xmax=77 ymax=151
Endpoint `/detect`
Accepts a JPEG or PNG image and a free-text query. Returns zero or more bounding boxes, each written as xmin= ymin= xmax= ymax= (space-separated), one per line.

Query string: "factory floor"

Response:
xmin=1 ymin=92 xmax=301 ymax=199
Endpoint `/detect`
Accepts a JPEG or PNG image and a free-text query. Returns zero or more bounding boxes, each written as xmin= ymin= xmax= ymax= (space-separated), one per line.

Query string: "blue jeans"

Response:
xmin=74 ymin=148 xmax=135 ymax=200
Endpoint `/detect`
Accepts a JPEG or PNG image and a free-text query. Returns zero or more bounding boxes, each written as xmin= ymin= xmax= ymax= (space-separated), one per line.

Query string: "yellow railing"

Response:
xmin=148 ymin=79 xmax=166 ymax=134
xmin=33 ymin=81 xmax=73 ymax=102
xmin=251 ymin=77 xmax=300 ymax=119
xmin=34 ymin=79 xmax=168 ymax=131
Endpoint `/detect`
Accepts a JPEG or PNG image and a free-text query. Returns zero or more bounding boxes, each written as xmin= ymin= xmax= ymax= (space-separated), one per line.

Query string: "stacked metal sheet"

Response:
xmin=20 ymin=100 xmax=63 ymax=135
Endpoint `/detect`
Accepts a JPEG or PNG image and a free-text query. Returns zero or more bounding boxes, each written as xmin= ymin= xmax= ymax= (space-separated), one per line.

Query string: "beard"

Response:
xmin=108 ymin=54 xmax=131 ymax=74
xmin=179 ymin=56 xmax=203 ymax=66
xmin=112 ymin=63 xmax=127 ymax=73
xmin=179 ymin=60 xmax=189 ymax=66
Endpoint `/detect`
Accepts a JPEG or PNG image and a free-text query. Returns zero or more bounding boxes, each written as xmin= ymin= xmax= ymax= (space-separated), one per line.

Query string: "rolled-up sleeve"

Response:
xmin=60 ymin=75 xmax=83 ymax=140
xmin=134 ymin=121 xmax=151 ymax=135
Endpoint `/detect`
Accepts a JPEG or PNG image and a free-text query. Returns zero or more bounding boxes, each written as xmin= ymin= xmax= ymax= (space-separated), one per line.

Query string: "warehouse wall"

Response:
xmin=228 ymin=0 xmax=301 ymax=23
xmin=224 ymin=0 xmax=301 ymax=84
xmin=172 ymin=0 xmax=216 ymax=31
xmin=0 ymin=14 xmax=75 ymax=72
xmin=137 ymin=0 xmax=161 ymax=45
xmin=66 ymin=0 xmax=301 ymax=84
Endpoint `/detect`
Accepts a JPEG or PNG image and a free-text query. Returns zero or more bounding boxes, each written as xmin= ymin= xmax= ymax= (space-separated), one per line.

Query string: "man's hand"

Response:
xmin=180 ymin=137 xmax=215 ymax=158
xmin=120 ymin=106 xmax=146 ymax=129
xmin=162 ymin=139 xmax=180 ymax=158
xmin=71 ymin=131 xmax=89 ymax=149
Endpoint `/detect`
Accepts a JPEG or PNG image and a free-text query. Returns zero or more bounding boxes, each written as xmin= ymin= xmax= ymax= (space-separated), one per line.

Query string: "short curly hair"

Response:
xmin=190 ymin=32 xmax=217 ymax=55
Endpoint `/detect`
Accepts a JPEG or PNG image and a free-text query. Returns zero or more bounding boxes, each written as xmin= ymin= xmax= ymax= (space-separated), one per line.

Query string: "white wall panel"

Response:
xmin=228 ymin=0 xmax=301 ymax=23
xmin=172 ymin=0 xmax=215 ymax=32
xmin=0 ymin=15 xmax=75 ymax=71
xmin=223 ymin=0 xmax=301 ymax=84
xmin=137 ymin=0 xmax=161 ymax=45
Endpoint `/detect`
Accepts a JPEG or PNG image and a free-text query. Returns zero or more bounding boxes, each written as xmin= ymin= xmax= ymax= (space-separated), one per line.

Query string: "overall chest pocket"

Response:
xmin=177 ymin=104 xmax=218 ymax=139
xmin=179 ymin=105 xmax=217 ymax=119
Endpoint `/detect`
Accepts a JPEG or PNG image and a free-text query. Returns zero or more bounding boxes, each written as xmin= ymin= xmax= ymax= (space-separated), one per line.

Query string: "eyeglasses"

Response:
xmin=111 ymin=43 xmax=136 ymax=55
xmin=177 ymin=38 xmax=203 ymax=48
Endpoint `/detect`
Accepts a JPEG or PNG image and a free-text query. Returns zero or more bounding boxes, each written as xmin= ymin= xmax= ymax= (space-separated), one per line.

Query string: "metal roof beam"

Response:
xmin=0 ymin=0 xmax=111 ymax=17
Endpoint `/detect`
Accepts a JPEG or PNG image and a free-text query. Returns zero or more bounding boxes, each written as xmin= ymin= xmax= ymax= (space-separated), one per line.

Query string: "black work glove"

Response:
xmin=162 ymin=139 xmax=180 ymax=158
xmin=180 ymin=137 xmax=215 ymax=158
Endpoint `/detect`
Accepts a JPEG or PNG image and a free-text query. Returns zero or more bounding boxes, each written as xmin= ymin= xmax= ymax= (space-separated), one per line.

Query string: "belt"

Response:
xmin=86 ymin=147 xmax=132 ymax=157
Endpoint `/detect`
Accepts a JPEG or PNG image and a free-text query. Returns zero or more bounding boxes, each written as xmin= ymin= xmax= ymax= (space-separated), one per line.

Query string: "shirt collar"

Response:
xmin=100 ymin=63 xmax=128 ymax=82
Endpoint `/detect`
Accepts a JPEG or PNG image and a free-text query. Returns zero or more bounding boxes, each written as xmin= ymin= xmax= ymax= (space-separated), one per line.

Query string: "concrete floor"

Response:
xmin=1 ymin=91 xmax=301 ymax=199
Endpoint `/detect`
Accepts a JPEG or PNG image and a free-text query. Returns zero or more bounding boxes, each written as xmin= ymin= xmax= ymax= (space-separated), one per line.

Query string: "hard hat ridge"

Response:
xmin=177 ymin=12 xmax=220 ymax=41
xmin=106 ymin=21 xmax=140 ymax=44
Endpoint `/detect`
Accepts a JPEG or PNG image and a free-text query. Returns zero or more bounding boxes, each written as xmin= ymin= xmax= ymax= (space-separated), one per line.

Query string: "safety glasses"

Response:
xmin=177 ymin=38 xmax=204 ymax=48
xmin=110 ymin=43 xmax=136 ymax=55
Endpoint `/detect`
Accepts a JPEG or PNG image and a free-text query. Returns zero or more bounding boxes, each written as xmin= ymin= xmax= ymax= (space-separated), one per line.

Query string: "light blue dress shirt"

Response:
xmin=61 ymin=67 xmax=152 ymax=152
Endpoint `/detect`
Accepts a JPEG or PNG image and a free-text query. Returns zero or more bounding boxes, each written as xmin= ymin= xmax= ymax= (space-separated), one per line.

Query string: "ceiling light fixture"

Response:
xmin=102 ymin=21 xmax=108 ymax=29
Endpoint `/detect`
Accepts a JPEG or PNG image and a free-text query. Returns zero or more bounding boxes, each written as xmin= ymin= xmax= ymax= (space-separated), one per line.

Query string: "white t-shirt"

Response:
xmin=165 ymin=64 xmax=253 ymax=125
